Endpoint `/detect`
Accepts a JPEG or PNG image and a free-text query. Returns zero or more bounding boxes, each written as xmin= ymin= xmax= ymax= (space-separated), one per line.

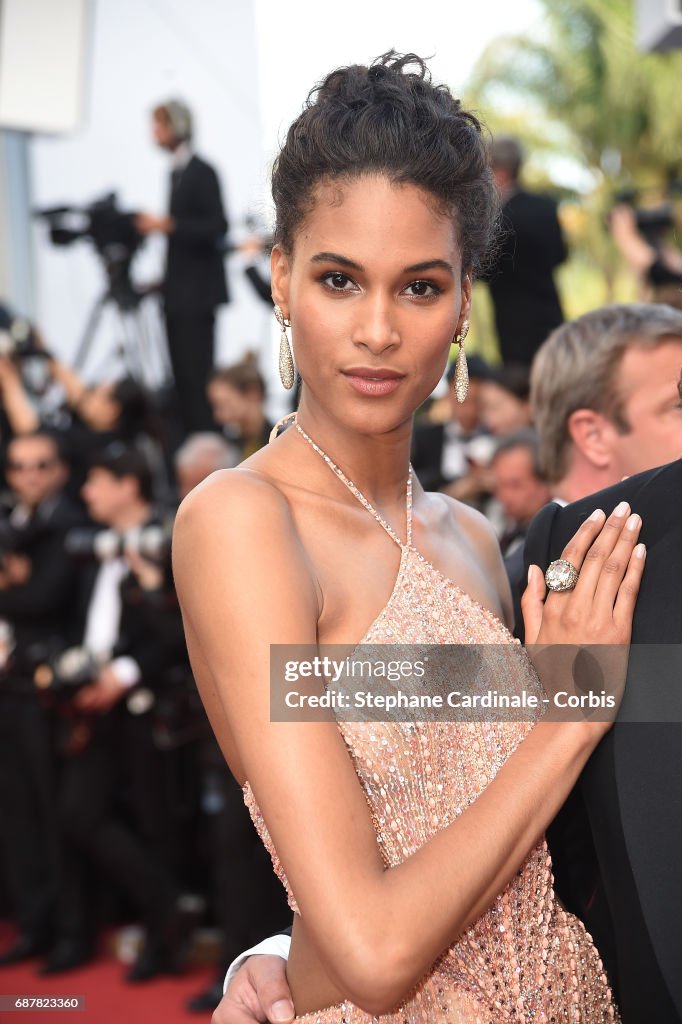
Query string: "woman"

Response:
xmin=207 ymin=356 xmax=274 ymax=461
xmin=173 ymin=54 xmax=644 ymax=1021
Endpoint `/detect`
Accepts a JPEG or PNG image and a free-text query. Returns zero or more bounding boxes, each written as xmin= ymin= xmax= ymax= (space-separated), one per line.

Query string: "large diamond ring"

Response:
xmin=545 ymin=559 xmax=579 ymax=592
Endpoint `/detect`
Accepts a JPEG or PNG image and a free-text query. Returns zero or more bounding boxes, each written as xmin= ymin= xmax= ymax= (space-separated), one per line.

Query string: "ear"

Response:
xmin=459 ymin=269 xmax=473 ymax=324
xmin=566 ymin=408 xmax=614 ymax=470
xmin=270 ymin=244 xmax=291 ymax=318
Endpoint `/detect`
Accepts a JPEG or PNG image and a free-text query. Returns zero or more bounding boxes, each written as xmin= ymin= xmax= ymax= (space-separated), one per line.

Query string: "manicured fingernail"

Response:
xmin=635 ymin=543 xmax=646 ymax=558
xmin=588 ymin=508 xmax=604 ymax=521
xmin=527 ymin=564 xmax=535 ymax=584
xmin=613 ymin=501 xmax=629 ymax=517
xmin=271 ymin=1001 xmax=295 ymax=1022
xmin=626 ymin=513 xmax=640 ymax=531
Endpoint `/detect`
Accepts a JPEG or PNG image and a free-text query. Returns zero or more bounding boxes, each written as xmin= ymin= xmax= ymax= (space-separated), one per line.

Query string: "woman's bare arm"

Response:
xmin=173 ymin=473 xmax=642 ymax=1015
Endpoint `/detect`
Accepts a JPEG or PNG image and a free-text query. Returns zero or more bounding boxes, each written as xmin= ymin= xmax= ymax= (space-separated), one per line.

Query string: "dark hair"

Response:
xmin=110 ymin=378 xmax=153 ymax=442
xmin=487 ymin=364 xmax=531 ymax=402
xmin=89 ymin=443 xmax=154 ymax=503
xmin=272 ymin=51 xmax=499 ymax=274
xmin=491 ymin=427 xmax=544 ymax=478
xmin=209 ymin=352 xmax=266 ymax=399
xmin=7 ymin=428 xmax=68 ymax=464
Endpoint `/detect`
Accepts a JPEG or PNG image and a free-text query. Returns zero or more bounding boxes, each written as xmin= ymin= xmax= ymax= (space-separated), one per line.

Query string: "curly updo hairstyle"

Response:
xmin=271 ymin=51 xmax=499 ymax=275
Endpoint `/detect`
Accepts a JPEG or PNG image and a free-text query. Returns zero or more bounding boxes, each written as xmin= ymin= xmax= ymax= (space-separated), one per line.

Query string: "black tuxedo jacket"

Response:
xmin=481 ymin=188 xmax=566 ymax=366
xmin=523 ymin=460 xmax=682 ymax=1022
xmin=163 ymin=154 xmax=229 ymax=313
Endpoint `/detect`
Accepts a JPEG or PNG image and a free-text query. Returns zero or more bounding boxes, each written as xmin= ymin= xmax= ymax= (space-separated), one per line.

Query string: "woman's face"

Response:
xmin=207 ymin=380 xmax=248 ymax=426
xmin=479 ymin=381 xmax=530 ymax=437
xmin=80 ymin=384 xmax=121 ymax=432
xmin=271 ymin=175 xmax=471 ymax=435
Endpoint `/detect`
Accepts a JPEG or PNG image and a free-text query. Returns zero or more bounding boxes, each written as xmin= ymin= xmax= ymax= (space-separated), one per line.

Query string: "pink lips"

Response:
xmin=342 ymin=367 xmax=405 ymax=397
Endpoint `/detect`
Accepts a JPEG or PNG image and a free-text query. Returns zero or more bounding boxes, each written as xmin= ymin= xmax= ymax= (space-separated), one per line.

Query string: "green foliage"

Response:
xmin=464 ymin=0 xmax=682 ymax=326
xmin=468 ymin=0 xmax=682 ymax=185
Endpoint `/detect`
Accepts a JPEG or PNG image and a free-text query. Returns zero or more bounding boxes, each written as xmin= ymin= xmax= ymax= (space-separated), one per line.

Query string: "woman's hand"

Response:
xmin=522 ymin=501 xmax=646 ymax=734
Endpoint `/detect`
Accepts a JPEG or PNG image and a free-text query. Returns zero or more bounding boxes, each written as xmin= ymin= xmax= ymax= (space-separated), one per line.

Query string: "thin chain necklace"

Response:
xmin=292 ymin=416 xmax=413 ymax=551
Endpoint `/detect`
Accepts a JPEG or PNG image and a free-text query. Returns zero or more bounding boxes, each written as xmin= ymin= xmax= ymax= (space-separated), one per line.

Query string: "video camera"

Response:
xmin=613 ymin=181 xmax=682 ymax=245
xmin=34 ymin=192 xmax=143 ymax=310
xmin=0 ymin=306 xmax=44 ymax=362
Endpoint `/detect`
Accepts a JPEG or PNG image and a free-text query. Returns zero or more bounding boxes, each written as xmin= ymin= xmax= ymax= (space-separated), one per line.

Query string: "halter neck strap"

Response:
xmin=292 ymin=418 xmax=413 ymax=551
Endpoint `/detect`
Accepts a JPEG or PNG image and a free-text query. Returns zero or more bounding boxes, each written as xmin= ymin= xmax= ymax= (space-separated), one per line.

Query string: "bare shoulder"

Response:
xmin=172 ymin=466 xmax=320 ymax=613
xmin=430 ymin=491 xmax=514 ymax=629
xmin=174 ymin=466 xmax=294 ymax=539
xmin=434 ymin=492 xmax=501 ymax=563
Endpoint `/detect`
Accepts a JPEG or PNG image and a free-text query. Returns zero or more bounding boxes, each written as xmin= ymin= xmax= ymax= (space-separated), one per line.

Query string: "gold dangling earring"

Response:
xmin=452 ymin=319 xmax=470 ymax=403
xmin=274 ymin=304 xmax=295 ymax=390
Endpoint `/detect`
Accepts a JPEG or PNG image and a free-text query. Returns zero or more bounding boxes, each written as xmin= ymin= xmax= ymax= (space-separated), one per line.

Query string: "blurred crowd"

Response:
xmin=1 ymin=109 xmax=682 ymax=1016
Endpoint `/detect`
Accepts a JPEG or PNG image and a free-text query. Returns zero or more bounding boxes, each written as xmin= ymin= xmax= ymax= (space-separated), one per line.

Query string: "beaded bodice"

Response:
xmin=242 ymin=420 xmax=618 ymax=1022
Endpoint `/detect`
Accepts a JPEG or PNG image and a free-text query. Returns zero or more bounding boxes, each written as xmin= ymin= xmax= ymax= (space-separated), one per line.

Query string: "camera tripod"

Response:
xmin=73 ymin=253 xmax=171 ymax=389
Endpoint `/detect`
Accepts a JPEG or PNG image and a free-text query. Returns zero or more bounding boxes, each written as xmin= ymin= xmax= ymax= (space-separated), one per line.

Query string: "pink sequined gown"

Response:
xmin=243 ymin=422 xmax=619 ymax=1023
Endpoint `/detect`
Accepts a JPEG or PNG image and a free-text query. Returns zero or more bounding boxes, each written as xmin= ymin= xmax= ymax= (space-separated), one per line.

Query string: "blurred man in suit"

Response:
xmin=524 ymin=459 xmax=682 ymax=1023
xmin=43 ymin=446 xmax=185 ymax=981
xmin=0 ymin=432 xmax=84 ymax=965
xmin=522 ymin=303 xmax=682 ymax=1020
xmin=136 ymin=100 xmax=229 ymax=435
xmin=481 ymin=136 xmax=567 ymax=366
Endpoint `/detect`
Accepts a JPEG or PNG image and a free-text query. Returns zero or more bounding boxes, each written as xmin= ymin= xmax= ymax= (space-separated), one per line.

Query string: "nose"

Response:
xmin=351 ymin=291 xmax=401 ymax=356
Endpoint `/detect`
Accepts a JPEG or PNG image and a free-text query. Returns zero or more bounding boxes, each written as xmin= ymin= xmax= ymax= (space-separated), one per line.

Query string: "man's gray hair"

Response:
xmin=174 ymin=432 xmax=238 ymax=471
xmin=531 ymin=303 xmax=682 ymax=483
xmin=489 ymin=136 xmax=524 ymax=180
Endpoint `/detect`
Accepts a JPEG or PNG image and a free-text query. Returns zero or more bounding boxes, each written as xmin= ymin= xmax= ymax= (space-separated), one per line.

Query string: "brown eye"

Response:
xmin=404 ymin=280 xmax=440 ymax=298
xmin=320 ymin=272 xmax=357 ymax=292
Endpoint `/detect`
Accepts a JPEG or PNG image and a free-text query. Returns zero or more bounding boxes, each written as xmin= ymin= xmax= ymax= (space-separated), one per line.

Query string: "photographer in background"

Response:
xmin=610 ymin=199 xmax=682 ymax=309
xmin=0 ymin=306 xmax=43 ymax=444
xmin=135 ymin=100 xmax=229 ymax=437
xmin=481 ymin=137 xmax=567 ymax=366
xmin=0 ymin=432 xmax=85 ymax=965
xmin=43 ymin=446 xmax=186 ymax=981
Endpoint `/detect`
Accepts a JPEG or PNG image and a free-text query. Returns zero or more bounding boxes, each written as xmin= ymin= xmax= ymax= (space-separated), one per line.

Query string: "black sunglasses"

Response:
xmin=6 ymin=459 xmax=58 ymax=473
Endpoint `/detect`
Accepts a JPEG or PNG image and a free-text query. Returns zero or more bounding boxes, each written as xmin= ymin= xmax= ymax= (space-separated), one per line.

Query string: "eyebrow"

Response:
xmin=310 ymin=252 xmax=455 ymax=275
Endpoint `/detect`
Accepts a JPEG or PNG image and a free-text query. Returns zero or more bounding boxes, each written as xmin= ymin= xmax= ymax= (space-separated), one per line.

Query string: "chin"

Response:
xmin=339 ymin=399 xmax=414 ymax=437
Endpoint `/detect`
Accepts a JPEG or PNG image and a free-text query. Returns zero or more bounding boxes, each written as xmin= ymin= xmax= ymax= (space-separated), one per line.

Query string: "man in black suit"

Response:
xmin=43 ymin=446 xmax=186 ymax=981
xmin=136 ymin=99 xmax=229 ymax=435
xmin=480 ymin=137 xmax=567 ymax=367
xmin=524 ymin=458 xmax=682 ymax=1022
xmin=520 ymin=305 xmax=682 ymax=1020
xmin=0 ymin=432 xmax=85 ymax=965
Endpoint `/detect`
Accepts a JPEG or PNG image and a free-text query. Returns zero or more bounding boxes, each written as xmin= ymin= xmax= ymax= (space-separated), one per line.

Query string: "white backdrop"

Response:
xmin=29 ymin=0 xmax=286 ymax=415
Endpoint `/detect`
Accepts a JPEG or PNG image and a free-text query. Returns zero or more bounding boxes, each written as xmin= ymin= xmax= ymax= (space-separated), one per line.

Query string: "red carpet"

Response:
xmin=0 ymin=925 xmax=217 ymax=1024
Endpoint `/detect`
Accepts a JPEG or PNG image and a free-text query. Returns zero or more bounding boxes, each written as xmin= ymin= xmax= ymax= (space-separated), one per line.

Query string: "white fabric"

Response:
xmin=82 ymin=558 xmax=128 ymax=661
xmin=223 ymin=933 xmax=292 ymax=995
xmin=440 ymin=422 xmax=468 ymax=481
